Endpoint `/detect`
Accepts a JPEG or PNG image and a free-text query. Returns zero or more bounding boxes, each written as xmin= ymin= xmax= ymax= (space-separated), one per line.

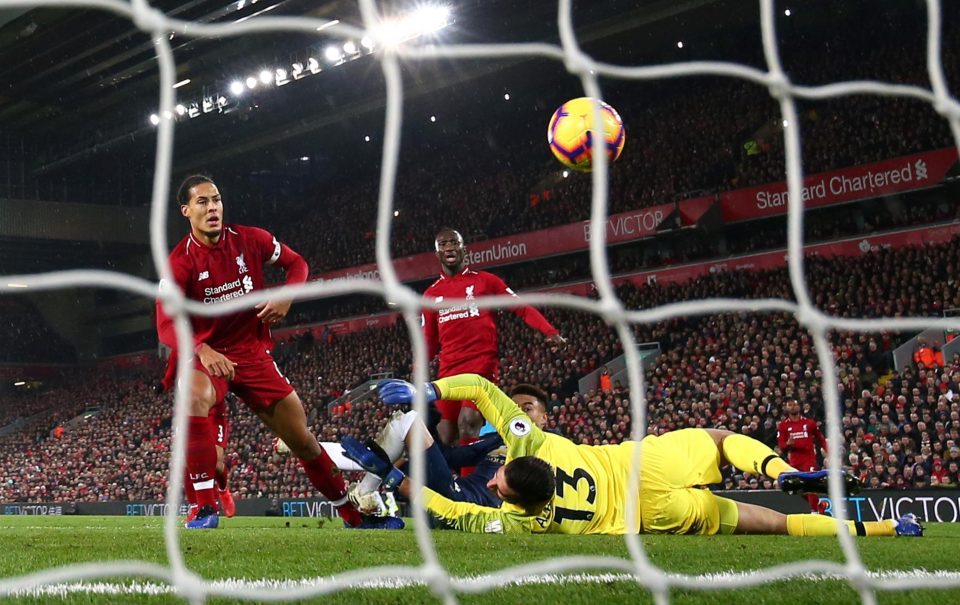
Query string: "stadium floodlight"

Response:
xmin=13 ymin=381 xmax=25 ymax=386
xmin=782 ymin=119 xmax=789 ymax=128
xmin=229 ymin=80 xmax=245 ymax=95
xmin=246 ymin=76 xmax=257 ymax=89
xmin=677 ymin=40 xmax=684 ymax=48
xmin=504 ymin=93 xmax=510 ymax=100
xmin=430 ymin=115 xmax=436 ymax=122
xmin=562 ymin=170 xmax=569 ymax=178
xmin=343 ymin=40 xmax=358 ymax=55
xmin=364 ymin=135 xmax=371 ymax=142
xmin=6 ymin=283 xmax=28 ymax=288
xmin=300 ymin=156 xmax=309 ymax=161
xmin=149 ymin=113 xmax=160 ymax=125
xmin=412 ymin=5 xmax=451 ymax=34
xmin=175 ymin=104 xmax=186 ymax=116
xmin=161 ymin=110 xmax=173 ymax=120
xmin=393 ymin=210 xmax=399 ymax=217
xmin=307 ymin=57 xmax=321 ymax=74
xmin=173 ymin=78 xmax=191 ymax=89
xmin=784 ymin=8 xmax=792 ymax=16
xmin=259 ymin=69 xmax=273 ymax=85
xmin=361 ymin=36 xmax=375 ymax=51
xmin=374 ymin=5 xmax=450 ymax=50
xmin=324 ymin=46 xmax=342 ymax=63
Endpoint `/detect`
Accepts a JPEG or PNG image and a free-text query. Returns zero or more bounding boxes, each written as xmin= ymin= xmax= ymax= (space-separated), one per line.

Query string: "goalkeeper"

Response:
xmin=354 ymin=374 xmax=922 ymax=537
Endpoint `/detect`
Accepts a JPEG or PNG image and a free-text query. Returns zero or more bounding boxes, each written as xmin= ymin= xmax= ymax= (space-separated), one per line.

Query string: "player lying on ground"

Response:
xmin=365 ymin=374 xmax=922 ymax=537
xmin=277 ymin=407 xmax=513 ymax=517
xmin=339 ymin=384 xmax=550 ymax=519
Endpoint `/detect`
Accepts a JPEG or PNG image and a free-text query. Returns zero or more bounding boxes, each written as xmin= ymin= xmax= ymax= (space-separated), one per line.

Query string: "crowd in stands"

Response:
xmin=3 ymin=6 xmax=959 ymax=500
xmin=283 ymin=192 xmax=958 ymax=329
xmin=5 ymin=232 xmax=960 ymax=502
xmin=233 ymin=8 xmax=959 ymax=278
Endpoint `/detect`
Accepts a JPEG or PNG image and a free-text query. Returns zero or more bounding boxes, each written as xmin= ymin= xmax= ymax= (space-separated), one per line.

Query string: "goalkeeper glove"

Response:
xmin=341 ymin=435 xmax=405 ymax=490
xmin=377 ymin=379 xmax=438 ymax=406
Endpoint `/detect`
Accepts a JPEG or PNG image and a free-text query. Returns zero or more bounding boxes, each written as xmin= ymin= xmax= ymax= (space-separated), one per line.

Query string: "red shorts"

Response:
xmin=435 ymin=359 xmax=499 ymax=422
xmin=197 ymin=353 xmax=294 ymax=410
xmin=209 ymin=402 xmax=229 ymax=448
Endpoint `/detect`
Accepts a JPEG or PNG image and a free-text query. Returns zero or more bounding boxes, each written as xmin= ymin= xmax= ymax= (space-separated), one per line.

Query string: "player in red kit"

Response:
xmin=422 ymin=228 xmax=566 ymax=452
xmin=160 ymin=174 xmax=400 ymax=529
xmin=777 ymin=399 xmax=828 ymax=513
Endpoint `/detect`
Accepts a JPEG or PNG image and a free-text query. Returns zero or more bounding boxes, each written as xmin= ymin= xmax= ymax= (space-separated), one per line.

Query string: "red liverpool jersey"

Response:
xmin=777 ymin=416 xmax=827 ymax=462
xmin=421 ymin=267 xmax=558 ymax=374
xmin=157 ymin=225 xmax=304 ymax=357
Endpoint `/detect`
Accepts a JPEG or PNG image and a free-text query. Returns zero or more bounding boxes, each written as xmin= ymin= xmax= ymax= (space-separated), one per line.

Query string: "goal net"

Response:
xmin=2 ymin=0 xmax=960 ymax=603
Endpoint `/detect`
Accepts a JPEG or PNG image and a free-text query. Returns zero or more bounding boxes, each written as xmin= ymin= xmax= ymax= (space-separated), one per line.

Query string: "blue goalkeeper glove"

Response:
xmin=341 ymin=435 xmax=405 ymax=490
xmin=377 ymin=379 xmax=438 ymax=405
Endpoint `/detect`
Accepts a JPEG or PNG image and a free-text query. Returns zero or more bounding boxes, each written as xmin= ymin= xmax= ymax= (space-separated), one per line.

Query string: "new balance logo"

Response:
xmin=198 ymin=271 xmax=210 ymax=281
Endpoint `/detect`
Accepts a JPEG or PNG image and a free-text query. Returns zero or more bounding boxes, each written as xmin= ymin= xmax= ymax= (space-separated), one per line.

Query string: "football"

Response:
xmin=547 ymin=97 xmax=626 ymax=172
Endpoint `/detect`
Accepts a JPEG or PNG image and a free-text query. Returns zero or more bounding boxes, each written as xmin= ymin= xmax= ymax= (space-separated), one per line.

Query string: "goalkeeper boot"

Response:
xmin=778 ymin=470 xmax=860 ymax=496
xmin=350 ymin=514 xmax=405 ymax=530
xmin=894 ymin=513 xmax=924 ymax=537
xmin=185 ymin=505 xmax=219 ymax=529
xmin=218 ymin=487 xmax=236 ymax=518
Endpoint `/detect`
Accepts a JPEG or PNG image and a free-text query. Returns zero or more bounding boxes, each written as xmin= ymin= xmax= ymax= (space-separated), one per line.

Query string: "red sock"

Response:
xmin=183 ymin=471 xmax=197 ymax=505
xmin=300 ymin=451 xmax=361 ymax=526
xmin=215 ymin=461 xmax=229 ymax=491
xmin=187 ymin=416 xmax=218 ymax=509
xmin=459 ymin=436 xmax=481 ymax=477
xmin=807 ymin=493 xmax=821 ymax=513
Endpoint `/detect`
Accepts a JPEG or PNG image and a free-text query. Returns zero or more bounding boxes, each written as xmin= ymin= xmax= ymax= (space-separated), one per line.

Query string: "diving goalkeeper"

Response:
xmin=366 ymin=374 xmax=922 ymax=537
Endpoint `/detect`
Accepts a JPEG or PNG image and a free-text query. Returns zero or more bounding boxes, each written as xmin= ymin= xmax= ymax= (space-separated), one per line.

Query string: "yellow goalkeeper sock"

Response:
xmin=786 ymin=514 xmax=896 ymax=537
xmin=721 ymin=433 xmax=795 ymax=479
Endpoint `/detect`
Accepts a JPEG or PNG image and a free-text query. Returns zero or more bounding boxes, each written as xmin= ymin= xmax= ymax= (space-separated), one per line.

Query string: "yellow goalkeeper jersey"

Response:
xmin=420 ymin=374 xmax=640 ymax=534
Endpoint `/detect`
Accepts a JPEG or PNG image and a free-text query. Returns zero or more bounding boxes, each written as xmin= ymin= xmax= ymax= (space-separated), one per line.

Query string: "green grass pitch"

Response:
xmin=0 ymin=516 xmax=958 ymax=604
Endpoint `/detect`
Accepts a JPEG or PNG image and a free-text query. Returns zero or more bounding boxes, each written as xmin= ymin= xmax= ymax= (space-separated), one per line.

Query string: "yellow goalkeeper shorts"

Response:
xmin=638 ymin=429 xmax=737 ymax=535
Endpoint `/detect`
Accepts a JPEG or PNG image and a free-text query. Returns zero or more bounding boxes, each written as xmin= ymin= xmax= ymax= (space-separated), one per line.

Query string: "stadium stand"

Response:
xmin=5 ymin=233 xmax=960 ymax=502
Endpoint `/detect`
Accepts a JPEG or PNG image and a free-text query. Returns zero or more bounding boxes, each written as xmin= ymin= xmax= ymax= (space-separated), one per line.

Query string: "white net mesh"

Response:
xmin=1 ymin=0 xmax=959 ymax=603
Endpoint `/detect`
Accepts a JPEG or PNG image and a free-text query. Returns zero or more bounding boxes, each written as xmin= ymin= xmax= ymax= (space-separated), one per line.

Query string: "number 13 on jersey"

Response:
xmin=536 ymin=466 xmax=597 ymax=529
